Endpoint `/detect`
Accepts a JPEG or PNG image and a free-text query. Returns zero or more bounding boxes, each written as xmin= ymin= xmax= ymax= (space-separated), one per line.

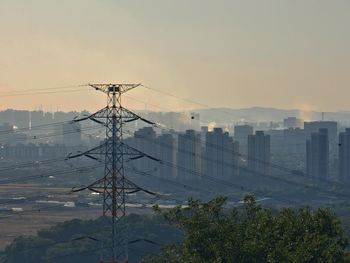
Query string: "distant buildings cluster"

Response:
xmin=2 ymin=109 xmax=350 ymax=184
xmin=124 ymin=127 xmax=240 ymax=182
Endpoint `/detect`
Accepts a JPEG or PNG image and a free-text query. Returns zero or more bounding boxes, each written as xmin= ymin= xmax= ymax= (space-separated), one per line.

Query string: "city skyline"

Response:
xmin=2 ymin=2 xmax=350 ymax=262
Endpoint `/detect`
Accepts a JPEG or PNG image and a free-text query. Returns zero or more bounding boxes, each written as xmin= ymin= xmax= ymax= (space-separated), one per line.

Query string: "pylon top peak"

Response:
xmin=87 ymin=83 xmax=141 ymax=94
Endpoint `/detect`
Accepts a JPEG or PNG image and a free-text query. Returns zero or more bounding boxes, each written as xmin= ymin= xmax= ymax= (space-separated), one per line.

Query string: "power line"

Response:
xmin=141 ymin=84 xmax=234 ymax=116
xmin=0 ymin=84 xmax=91 ymax=98
xmin=0 ymin=203 xmax=83 ymax=220
xmin=126 ymin=167 xmax=226 ymax=201
xmin=121 ymin=138 xmax=300 ymax=206
xmin=0 ymin=119 xmax=99 ymax=138
xmin=0 ymin=158 xmax=65 ymax=172
xmin=0 ymin=121 xmax=71 ymax=136
xmin=6 ymin=220 xmax=164 ymax=256
xmin=25 ymin=235 xmax=160 ymax=263
xmin=124 ymin=93 xmax=312 ymax=150
xmin=0 ymin=84 xmax=85 ymax=94
xmin=0 ymin=164 xmax=102 ymax=185
xmin=0 ymin=124 xmax=100 ymax=144
xmin=148 ymin=123 xmax=344 ymax=188
xmin=2 ymin=83 xmax=343 ymax=261
xmin=0 ymin=88 xmax=91 ymax=97
xmin=0 ymin=126 xmax=102 ymax=173
xmin=0 ymin=125 xmax=102 ymax=173
xmin=122 ymin=130 xmax=349 ymax=203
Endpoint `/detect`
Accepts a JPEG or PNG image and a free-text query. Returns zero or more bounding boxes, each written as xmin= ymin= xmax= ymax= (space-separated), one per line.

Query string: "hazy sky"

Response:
xmin=0 ymin=0 xmax=349 ymax=112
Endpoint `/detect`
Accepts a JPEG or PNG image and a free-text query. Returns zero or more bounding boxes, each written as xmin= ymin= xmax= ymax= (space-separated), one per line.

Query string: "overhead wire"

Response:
xmin=0 ymin=84 xmax=86 ymax=94
xmin=0 ymin=124 xmax=101 ymax=144
xmin=0 ymin=83 xmax=333 ymax=205
xmin=126 ymin=98 xmax=345 ymax=188
xmin=141 ymin=84 xmax=234 ymax=116
xmin=0 ymin=84 xmax=89 ymax=97
xmin=0 ymin=164 xmax=102 ymax=185
xmin=121 ymin=129 xmax=347 ymax=204
xmin=0 ymin=125 xmax=102 ymax=174
xmin=1 ymin=83 xmax=340 ymax=258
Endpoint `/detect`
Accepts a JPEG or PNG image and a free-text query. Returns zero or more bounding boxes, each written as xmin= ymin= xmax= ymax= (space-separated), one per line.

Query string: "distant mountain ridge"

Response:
xmin=1 ymin=107 xmax=350 ymax=128
xmin=195 ymin=107 xmax=350 ymax=123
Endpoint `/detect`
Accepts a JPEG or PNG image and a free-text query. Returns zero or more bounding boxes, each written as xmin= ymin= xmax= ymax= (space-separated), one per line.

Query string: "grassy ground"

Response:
xmin=0 ymin=184 xmax=153 ymax=249
xmin=0 ymin=184 xmax=98 ymax=249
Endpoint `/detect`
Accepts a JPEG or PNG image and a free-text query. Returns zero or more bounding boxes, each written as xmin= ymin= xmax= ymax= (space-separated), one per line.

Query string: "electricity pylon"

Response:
xmin=68 ymin=84 xmax=158 ymax=263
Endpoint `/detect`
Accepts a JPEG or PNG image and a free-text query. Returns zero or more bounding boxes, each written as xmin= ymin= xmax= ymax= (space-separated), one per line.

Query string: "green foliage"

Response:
xmin=144 ymin=195 xmax=349 ymax=263
xmin=1 ymin=196 xmax=348 ymax=263
xmin=0 ymin=214 xmax=181 ymax=263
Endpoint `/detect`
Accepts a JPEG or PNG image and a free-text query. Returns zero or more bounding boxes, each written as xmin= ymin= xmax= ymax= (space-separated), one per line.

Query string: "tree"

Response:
xmin=0 ymin=214 xmax=181 ymax=263
xmin=143 ymin=195 xmax=349 ymax=263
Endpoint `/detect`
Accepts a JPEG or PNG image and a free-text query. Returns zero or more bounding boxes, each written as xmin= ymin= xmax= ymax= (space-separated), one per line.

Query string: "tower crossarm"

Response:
xmin=120 ymin=107 xmax=156 ymax=125
xmin=71 ymin=177 xmax=157 ymax=196
xmin=71 ymin=177 xmax=105 ymax=193
xmin=67 ymin=142 xmax=160 ymax=163
xmin=66 ymin=144 xmax=105 ymax=161
xmin=72 ymin=106 xmax=109 ymax=125
xmin=121 ymin=142 xmax=160 ymax=162
xmin=88 ymin=83 xmax=141 ymax=94
xmin=72 ymin=106 xmax=156 ymax=126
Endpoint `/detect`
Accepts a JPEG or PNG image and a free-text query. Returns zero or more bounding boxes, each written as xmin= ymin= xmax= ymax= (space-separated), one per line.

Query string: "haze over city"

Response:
xmin=2 ymin=1 xmax=350 ymax=263
xmin=1 ymin=0 xmax=350 ymax=111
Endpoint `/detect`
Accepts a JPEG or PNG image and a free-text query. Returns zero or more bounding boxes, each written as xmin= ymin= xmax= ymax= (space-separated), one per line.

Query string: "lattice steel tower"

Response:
xmin=68 ymin=84 xmax=158 ymax=263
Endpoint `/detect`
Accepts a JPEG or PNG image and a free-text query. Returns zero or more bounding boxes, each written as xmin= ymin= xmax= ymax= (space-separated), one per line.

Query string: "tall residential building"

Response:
xmin=283 ymin=128 xmax=307 ymax=155
xmin=205 ymin=128 xmax=239 ymax=180
xmin=306 ymin=128 xmax=329 ymax=179
xmin=283 ymin=117 xmax=303 ymax=129
xmin=304 ymin=121 xmax=337 ymax=147
xmin=265 ymin=129 xmax=284 ymax=155
xmin=133 ymin=127 xmax=157 ymax=173
xmin=177 ymin=130 xmax=201 ymax=181
xmin=248 ymin=131 xmax=270 ymax=175
xmin=155 ymin=133 xmax=176 ymax=179
xmin=201 ymin=126 xmax=208 ymax=146
xmin=339 ymin=128 xmax=350 ymax=182
xmin=234 ymin=125 xmax=253 ymax=155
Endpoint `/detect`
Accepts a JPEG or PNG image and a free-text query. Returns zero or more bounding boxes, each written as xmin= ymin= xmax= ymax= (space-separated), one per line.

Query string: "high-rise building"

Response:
xmin=133 ymin=127 xmax=157 ymax=173
xmin=177 ymin=130 xmax=201 ymax=181
xmin=248 ymin=131 xmax=270 ymax=175
xmin=155 ymin=133 xmax=176 ymax=178
xmin=205 ymin=128 xmax=239 ymax=180
xmin=304 ymin=121 xmax=337 ymax=146
xmin=201 ymin=126 xmax=208 ymax=146
xmin=283 ymin=128 xmax=307 ymax=155
xmin=339 ymin=128 xmax=350 ymax=182
xmin=283 ymin=117 xmax=304 ymax=129
xmin=306 ymin=128 xmax=329 ymax=179
xmin=265 ymin=129 xmax=284 ymax=155
xmin=234 ymin=125 xmax=253 ymax=155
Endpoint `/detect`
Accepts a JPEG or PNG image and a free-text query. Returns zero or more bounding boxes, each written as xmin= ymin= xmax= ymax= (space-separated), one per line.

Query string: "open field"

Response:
xmin=0 ymin=184 xmax=98 ymax=248
xmin=0 ymin=207 xmax=100 ymax=249
xmin=0 ymin=184 xmax=153 ymax=249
